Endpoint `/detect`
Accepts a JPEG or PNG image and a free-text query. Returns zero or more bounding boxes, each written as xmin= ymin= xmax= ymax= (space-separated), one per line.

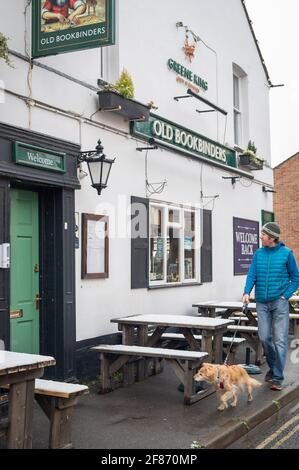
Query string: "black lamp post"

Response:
xmin=78 ymin=139 xmax=115 ymax=195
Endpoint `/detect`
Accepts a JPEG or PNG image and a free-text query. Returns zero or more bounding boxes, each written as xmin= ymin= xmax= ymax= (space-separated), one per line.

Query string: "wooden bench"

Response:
xmin=231 ymin=312 xmax=299 ymax=319
xmin=149 ymin=332 xmax=246 ymax=364
xmin=2 ymin=379 xmax=88 ymax=449
xmin=231 ymin=312 xmax=299 ymax=337
xmin=91 ymin=344 xmax=210 ymax=405
xmin=226 ymin=325 xmax=265 ymax=365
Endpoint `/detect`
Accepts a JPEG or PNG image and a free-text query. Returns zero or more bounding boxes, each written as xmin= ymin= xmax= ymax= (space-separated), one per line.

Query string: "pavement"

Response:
xmin=1 ymin=342 xmax=299 ymax=449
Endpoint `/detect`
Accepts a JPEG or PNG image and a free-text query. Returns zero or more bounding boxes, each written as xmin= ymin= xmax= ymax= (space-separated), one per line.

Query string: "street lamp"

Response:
xmin=78 ymin=139 xmax=115 ymax=195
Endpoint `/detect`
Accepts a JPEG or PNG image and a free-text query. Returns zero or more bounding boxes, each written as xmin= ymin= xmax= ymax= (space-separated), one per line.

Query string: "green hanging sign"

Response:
xmin=13 ymin=142 xmax=66 ymax=173
xmin=132 ymin=114 xmax=237 ymax=169
xmin=261 ymin=210 xmax=275 ymax=226
xmin=32 ymin=0 xmax=115 ymax=58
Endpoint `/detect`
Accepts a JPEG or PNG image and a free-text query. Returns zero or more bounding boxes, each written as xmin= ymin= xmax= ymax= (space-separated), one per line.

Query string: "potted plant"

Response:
xmin=0 ymin=32 xmax=12 ymax=66
xmin=239 ymin=141 xmax=264 ymax=170
xmin=97 ymin=69 xmax=150 ymax=121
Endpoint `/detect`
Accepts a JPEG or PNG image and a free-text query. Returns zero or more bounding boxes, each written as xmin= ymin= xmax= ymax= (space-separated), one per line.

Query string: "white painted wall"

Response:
xmin=0 ymin=0 xmax=274 ymax=341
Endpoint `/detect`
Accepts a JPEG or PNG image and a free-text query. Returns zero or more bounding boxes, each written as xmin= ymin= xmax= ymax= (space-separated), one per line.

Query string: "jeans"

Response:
xmin=256 ymin=297 xmax=289 ymax=385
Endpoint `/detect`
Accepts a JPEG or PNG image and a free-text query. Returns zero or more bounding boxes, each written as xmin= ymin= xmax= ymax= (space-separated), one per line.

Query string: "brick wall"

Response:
xmin=274 ymin=153 xmax=299 ymax=263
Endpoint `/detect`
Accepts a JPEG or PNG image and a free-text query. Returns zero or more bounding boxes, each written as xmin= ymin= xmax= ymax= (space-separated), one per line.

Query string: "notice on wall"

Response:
xmin=87 ymin=219 xmax=105 ymax=274
xmin=233 ymin=217 xmax=260 ymax=275
xmin=32 ymin=0 xmax=115 ymax=58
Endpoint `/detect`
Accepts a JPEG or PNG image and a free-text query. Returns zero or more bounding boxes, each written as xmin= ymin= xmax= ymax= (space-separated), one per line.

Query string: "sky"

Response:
xmin=245 ymin=0 xmax=299 ymax=168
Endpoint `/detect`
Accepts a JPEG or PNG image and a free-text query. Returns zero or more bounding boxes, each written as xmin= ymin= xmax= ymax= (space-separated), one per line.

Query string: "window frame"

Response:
xmin=149 ymin=201 xmax=199 ymax=287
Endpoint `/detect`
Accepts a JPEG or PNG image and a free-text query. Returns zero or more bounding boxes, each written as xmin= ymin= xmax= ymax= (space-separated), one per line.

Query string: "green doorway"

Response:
xmin=10 ymin=189 xmax=40 ymax=354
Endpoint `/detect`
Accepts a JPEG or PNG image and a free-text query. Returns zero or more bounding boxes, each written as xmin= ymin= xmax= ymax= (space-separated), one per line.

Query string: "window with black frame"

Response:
xmin=149 ymin=203 xmax=197 ymax=286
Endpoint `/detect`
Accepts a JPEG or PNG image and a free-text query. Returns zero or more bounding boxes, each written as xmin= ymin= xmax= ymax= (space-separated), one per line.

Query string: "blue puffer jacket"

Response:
xmin=244 ymin=243 xmax=299 ymax=302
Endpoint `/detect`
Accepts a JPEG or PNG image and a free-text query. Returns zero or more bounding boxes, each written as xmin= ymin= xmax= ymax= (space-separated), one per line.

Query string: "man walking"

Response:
xmin=243 ymin=222 xmax=299 ymax=390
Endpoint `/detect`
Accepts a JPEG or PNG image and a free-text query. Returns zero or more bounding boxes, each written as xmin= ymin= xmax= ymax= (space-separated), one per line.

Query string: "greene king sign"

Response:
xmin=32 ymin=0 xmax=115 ymax=58
xmin=132 ymin=115 xmax=237 ymax=169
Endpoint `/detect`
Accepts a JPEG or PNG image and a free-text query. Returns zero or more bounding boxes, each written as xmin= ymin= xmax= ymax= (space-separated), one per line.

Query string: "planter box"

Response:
xmin=97 ymin=90 xmax=150 ymax=121
xmin=239 ymin=154 xmax=263 ymax=170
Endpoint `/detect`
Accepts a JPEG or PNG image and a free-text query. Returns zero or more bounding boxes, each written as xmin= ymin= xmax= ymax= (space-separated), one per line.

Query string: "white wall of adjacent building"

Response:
xmin=0 ymin=0 xmax=274 ymax=341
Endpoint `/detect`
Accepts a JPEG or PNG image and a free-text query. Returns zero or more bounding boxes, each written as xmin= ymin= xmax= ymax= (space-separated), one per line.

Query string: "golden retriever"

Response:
xmin=194 ymin=363 xmax=262 ymax=411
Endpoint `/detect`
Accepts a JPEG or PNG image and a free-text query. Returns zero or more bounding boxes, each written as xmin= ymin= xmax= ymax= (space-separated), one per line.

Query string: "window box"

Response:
xmin=97 ymin=90 xmax=150 ymax=121
xmin=239 ymin=153 xmax=264 ymax=170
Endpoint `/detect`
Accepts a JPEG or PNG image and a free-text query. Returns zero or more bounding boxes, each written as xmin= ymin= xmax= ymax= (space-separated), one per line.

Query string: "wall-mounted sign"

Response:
xmin=13 ymin=142 xmax=66 ymax=173
xmin=233 ymin=217 xmax=260 ymax=275
xmin=183 ymin=37 xmax=196 ymax=63
xmin=261 ymin=210 xmax=275 ymax=226
xmin=168 ymin=58 xmax=208 ymax=93
xmin=81 ymin=213 xmax=109 ymax=279
xmin=32 ymin=0 xmax=115 ymax=58
xmin=132 ymin=114 xmax=237 ymax=170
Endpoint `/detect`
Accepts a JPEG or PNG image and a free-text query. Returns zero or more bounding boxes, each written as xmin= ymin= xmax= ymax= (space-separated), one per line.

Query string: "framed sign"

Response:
xmin=32 ymin=0 xmax=115 ymax=58
xmin=233 ymin=217 xmax=259 ymax=276
xmin=261 ymin=210 xmax=275 ymax=226
xmin=81 ymin=213 xmax=109 ymax=279
xmin=13 ymin=141 xmax=66 ymax=173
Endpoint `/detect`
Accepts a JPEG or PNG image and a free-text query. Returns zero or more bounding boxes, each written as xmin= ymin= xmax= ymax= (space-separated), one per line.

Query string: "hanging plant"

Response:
xmin=113 ymin=68 xmax=135 ymax=99
xmin=238 ymin=140 xmax=264 ymax=170
xmin=98 ymin=68 xmax=150 ymax=121
xmin=0 ymin=32 xmax=11 ymax=66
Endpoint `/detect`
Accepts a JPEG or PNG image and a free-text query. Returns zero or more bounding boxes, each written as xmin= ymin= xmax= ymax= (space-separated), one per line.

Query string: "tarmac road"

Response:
xmin=252 ymin=406 xmax=299 ymax=449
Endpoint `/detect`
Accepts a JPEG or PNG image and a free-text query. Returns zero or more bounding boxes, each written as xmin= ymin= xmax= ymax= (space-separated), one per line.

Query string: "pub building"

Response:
xmin=0 ymin=0 xmax=274 ymax=381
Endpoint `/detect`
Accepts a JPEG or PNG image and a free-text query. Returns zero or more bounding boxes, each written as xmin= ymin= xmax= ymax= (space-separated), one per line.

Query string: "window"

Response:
xmin=149 ymin=202 xmax=198 ymax=286
xmin=233 ymin=74 xmax=242 ymax=147
xmin=233 ymin=64 xmax=249 ymax=149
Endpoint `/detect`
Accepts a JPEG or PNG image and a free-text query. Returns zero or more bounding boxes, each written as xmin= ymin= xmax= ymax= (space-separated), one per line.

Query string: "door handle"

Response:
xmin=35 ymin=294 xmax=42 ymax=310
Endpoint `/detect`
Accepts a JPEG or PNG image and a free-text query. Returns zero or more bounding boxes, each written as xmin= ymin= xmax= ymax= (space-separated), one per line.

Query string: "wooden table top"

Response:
xmin=192 ymin=301 xmax=256 ymax=310
xmin=111 ymin=314 xmax=233 ymax=330
xmin=0 ymin=351 xmax=56 ymax=376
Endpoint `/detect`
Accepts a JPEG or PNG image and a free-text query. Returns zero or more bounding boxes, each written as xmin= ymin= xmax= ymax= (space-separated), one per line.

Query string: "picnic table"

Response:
xmin=0 ymin=350 xmax=55 ymax=449
xmin=112 ymin=314 xmax=233 ymax=361
xmin=111 ymin=314 xmax=233 ymax=379
xmin=192 ymin=300 xmax=257 ymax=319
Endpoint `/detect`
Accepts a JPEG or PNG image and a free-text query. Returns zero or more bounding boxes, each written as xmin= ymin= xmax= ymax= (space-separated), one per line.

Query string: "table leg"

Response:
xmin=213 ymin=330 xmax=224 ymax=363
xmin=7 ymin=379 xmax=35 ymax=449
xmin=137 ymin=325 xmax=149 ymax=381
xmin=210 ymin=308 xmax=216 ymax=318
xmin=122 ymin=325 xmax=135 ymax=386
xmin=294 ymin=319 xmax=299 ymax=339
xmin=197 ymin=307 xmax=216 ymax=317
xmin=201 ymin=331 xmax=213 ymax=362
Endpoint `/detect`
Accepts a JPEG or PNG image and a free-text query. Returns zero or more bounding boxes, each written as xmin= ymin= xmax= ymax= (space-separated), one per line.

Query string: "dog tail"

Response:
xmin=248 ymin=377 xmax=262 ymax=388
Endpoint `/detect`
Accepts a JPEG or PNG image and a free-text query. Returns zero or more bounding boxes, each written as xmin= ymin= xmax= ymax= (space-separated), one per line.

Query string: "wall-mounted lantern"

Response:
xmin=78 ymin=139 xmax=115 ymax=195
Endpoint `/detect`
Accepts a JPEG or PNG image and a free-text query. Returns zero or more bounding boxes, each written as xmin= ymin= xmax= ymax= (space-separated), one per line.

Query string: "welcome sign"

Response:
xmin=13 ymin=142 xmax=66 ymax=173
xmin=233 ymin=217 xmax=260 ymax=275
xmin=32 ymin=0 xmax=115 ymax=58
xmin=132 ymin=114 xmax=237 ymax=170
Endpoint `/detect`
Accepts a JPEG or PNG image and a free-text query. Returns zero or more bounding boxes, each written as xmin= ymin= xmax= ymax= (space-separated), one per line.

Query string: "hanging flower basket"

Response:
xmin=239 ymin=153 xmax=264 ymax=170
xmin=97 ymin=90 xmax=150 ymax=122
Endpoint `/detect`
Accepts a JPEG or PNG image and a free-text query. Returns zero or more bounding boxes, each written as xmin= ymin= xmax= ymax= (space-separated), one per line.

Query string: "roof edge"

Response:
xmin=240 ymin=0 xmax=272 ymax=87
xmin=274 ymin=152 xmax=299 ymax=170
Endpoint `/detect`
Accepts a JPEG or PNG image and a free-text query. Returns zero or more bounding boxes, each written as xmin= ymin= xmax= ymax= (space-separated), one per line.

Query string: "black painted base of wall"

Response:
xmin=76 ymin=332 xmax=122 ymax=381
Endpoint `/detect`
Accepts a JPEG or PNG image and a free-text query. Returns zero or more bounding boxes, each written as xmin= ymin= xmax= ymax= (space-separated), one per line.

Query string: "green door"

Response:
xmin=10 ymin=189 xmax=40 ymax=354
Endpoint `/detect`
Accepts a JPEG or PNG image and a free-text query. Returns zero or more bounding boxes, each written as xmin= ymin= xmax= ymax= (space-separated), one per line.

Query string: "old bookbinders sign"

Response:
xmin=233 ymin=217 xmax=260 ymax=275
xmin=32 ymin=0 xmax=115 ymax=58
